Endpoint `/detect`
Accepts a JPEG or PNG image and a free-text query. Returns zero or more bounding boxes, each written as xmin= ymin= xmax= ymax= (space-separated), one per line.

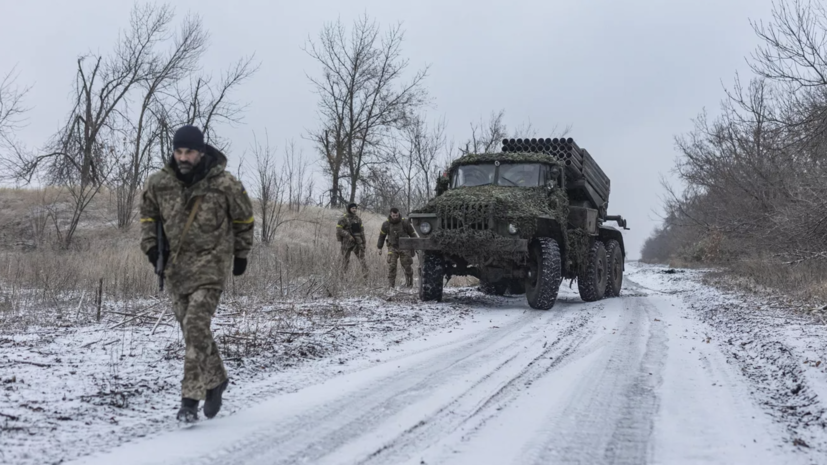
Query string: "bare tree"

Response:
xmin=747 ymin=0 xmax=827 ymax=154
xmin=36 ymin=5 xmax=171 ymax=183
xmin=411 ymin=116 xmax=446 ymax=205
xmin=458 ymin=110 xmax=558 ymax=156
xmin=251 ymin=132 xmax=285 ymax=244
xmin=282 ymin=139 xmax=313 ymax=212
xmin=250 ymin=133 xmax=318 ymax=244
xmin=12 ymin=4 xmax=175 ymax=248
xmin=360 ymin=164 xmax=403 ymax=213
xmin=388 ymin=114 xmax=446 ymax=212
xmin=0 ymin=67 xmax=31 ymax=179
xmin=0 ymin=68 xmax=30 ymax=148
xmin=114 ymin=10 xmax=207 ymax=228
xmin=461 ymin=110 xmax=509 ymax=155
xmin=386 ymin=142 xmax=416 ymax=213
xmin=172 ymin=56 xmax=258 ymax=152
xmin=305 ymin=14 xmax=430 ymax=207
xmin=644 ymin=2 xmax=827 ymax=264
xmin=750 ymin=0 xmax=827 ymax=90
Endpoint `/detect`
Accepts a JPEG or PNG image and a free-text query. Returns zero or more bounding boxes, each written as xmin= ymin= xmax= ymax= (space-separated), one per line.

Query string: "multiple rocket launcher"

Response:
xmin=501 ymin=137 xmax=610 ymax=210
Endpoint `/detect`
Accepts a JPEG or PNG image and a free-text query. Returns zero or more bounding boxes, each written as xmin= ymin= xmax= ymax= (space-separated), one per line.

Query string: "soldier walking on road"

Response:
xmin=377 ymin=207 xmax=418 ymax=288
xmin=337 ymin=203 xmax=369 ymax=278
xmin=139 ymin=125 xmax=254 ymax=423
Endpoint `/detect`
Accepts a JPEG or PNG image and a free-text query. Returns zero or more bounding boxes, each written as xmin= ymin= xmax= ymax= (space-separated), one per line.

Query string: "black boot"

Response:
xmin=177 ymin=398 xmax=199 ymax=423
xmin=203 ymin=379 xmax=229 ymax=419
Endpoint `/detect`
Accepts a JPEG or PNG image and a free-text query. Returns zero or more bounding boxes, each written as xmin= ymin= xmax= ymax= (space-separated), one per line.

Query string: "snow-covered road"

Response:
xmin=65 ymin=264 xmax=827 ymax=465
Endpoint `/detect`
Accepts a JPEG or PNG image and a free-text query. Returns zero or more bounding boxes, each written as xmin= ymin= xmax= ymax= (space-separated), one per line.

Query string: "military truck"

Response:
xmin=398 ymin=137 xmax=629 ymax=310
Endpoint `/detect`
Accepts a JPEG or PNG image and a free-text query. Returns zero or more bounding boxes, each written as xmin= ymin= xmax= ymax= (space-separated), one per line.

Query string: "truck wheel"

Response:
xmin=480 ymin=280 xmax=508 ymax=296
xmin=508 ymin=279 xmax=526 ymax=295
xmin=604 ymin=239 xmax=623 ymax=297
xmin=525 ymin=238 xmax=562 ymax=310
xmin=419 ymin=251 xmax=444 ymax=302
xmin=578 ymin=240 xmax=608 ymax=302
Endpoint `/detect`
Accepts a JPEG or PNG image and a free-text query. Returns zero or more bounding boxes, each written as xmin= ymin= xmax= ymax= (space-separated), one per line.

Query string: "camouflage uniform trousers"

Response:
xmin=341 ymin=236 xmax=369 ymax=277
xmin=387 ymin=247 xmax=414 ymax=287
xmin=172 ymin=288 xmax=227 ymax=400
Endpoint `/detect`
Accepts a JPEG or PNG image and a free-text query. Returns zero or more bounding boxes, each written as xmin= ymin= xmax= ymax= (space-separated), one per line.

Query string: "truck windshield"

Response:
xmin=498 ymin=163 xmax=543 ymax=187
xmin=452 ymin=164 xmax=496 ymax=187
xmin=451 ymin=163 xmax=546 ymax=188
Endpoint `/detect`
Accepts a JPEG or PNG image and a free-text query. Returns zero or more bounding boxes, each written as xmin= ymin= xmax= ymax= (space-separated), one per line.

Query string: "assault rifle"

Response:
xmin=156 ymin=220 xmax=169 ymax=291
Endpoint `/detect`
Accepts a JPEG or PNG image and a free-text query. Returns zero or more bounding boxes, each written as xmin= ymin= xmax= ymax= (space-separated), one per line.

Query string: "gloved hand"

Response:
xmin=377 ymin=247 xmax=383 ymax=256
xmin=147 ymin=246 xmax=169 ymax=268
xmin=147 ymin=246 xmax=159 ymax=267
xmin=233 ymin=257 xmax=247 ymax=276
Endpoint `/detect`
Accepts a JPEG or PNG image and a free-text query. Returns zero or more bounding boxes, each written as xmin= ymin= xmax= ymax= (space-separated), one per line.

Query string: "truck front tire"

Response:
xmin=419 ymin=251 xmax=444 ymax=302
xmin=578 ymin=240 xmax=608 ymax=302
xmin=525 ymin=238 xmax=562 ymax=310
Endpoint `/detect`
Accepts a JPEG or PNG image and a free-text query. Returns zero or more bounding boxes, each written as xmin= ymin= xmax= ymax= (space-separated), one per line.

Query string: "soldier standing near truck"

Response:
xmin=337 ymin=203 xmax=369 ymax=278
xmin=377 ymin=207 xmax=418 ymax=288
xmin=140 ymin=125 xmax=255 ymax=423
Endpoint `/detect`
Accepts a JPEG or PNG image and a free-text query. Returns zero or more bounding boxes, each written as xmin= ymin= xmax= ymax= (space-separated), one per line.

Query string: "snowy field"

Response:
xmin=3 ymin=262 xmax=827 ymax=464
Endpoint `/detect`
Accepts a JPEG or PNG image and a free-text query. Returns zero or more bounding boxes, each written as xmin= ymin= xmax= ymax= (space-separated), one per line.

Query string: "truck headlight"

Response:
xmin=420 ymin=221 xmax=432 ymax=234
xmin=508 ymin=224 xmax=518 ymax=235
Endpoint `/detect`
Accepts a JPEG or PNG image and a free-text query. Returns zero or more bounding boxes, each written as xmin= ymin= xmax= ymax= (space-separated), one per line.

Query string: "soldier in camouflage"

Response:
xmin=139 ymin=125 xmax=254 ymax=423
xmin=337 ymin=203 xmax=369 ymax=278
xmin=377 ymin=207 xmax=418 ymax=288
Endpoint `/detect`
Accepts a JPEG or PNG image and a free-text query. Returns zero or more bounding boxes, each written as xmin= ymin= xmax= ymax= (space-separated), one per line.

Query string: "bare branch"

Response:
xmin=0 ymin=67 xmax=33 ymax=179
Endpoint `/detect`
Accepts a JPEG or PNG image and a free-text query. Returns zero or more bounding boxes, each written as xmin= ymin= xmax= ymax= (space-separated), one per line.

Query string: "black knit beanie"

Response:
xmin=347 ymin=203 xmax=358 ymax=210
xmin=173 ymin=125 xmax=205 ymax=151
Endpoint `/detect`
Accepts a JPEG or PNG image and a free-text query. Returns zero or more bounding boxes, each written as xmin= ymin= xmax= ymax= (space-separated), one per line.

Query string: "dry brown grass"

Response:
xmin=721 ymin=257 xmax=827 ymax=302
xmin=0 ymin=188 xmax=447 ymax=329
xmin=661 ymin=251 xmax=827 ymax=304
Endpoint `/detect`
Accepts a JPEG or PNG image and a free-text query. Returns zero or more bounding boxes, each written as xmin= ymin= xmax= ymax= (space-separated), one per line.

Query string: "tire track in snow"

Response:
xmin=521 ymin=279 xmax=668 ymax=465
xmin=355 ymin=308 xmax=599 ymax=465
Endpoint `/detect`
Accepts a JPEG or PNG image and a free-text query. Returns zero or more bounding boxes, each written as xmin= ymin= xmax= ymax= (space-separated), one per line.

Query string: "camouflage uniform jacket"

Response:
xmin=139 ymin=146 xmax=255 ymax=295
xmin=377 ymin=216 xmax=416 ymax=249
xmin=337 ymin=212 xmax=365 ymax=243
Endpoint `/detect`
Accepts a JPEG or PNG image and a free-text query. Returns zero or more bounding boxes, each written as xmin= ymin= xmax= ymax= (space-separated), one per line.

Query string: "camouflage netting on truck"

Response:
xmin=413 ymin=184 xmax=570 ymax=263
xmin=431 ymin=229 xmax=532 ymax=266
xmin=447 ymin=151 xmax=562 ymax=171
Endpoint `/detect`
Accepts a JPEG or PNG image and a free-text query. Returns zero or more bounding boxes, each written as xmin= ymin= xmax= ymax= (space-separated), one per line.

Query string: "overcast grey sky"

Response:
xmin=1 ymin=0 xmax=777 ymax=258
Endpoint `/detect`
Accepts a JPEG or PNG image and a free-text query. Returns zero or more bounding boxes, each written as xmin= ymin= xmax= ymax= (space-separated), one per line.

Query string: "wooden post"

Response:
xmin=96 ymin=278 xmax=103 ymax=322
